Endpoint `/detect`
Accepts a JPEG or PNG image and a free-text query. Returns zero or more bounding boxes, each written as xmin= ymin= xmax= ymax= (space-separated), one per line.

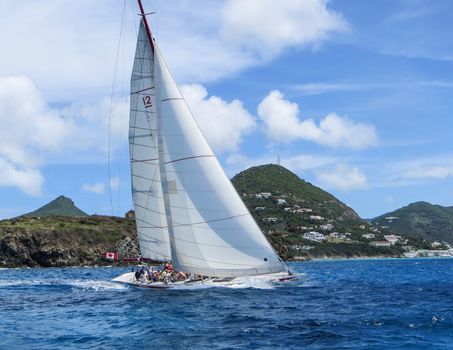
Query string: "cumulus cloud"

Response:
xmin=0 ymin=74 xmax=257 ymax=195
xmin=222 ymin=0 xmax=348 ymax=58
xmin=316 ymin=164 xmax=367 ymax=191
xmin=0 ymin=75 xmax=73 ymax=195
xmin=0 ymin=158 xmax=44 ymax=196
xmin=59 ymin=96 xmax=129 ymax=157
xmin=181 ymin=84 xmax=256 ymax=153
xmin=82 ymin=182 xmax=105 ymax=194
xmin=257 ymin=90 xmax=378 ymax=149
xmin=0 ymin=74 xmax=129 ymax=195
xmin=1 ymin=1 xmax=348 ymax=98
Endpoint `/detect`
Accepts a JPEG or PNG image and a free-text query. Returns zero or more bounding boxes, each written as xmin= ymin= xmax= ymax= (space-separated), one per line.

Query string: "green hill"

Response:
xmin=23 ymin=196 xmax=88 ymax=218
xmin=230 ymin=165 xmax=405 ymax=259
xmin=371 ymin=201 xmax=453 ymax=243
xmin=232 ymin=164 xmax=361 ymax=223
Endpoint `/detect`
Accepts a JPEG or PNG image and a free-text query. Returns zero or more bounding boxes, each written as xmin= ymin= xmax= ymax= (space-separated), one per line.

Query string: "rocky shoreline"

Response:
xmin=0 ymin=216 xmax=137 ymax=268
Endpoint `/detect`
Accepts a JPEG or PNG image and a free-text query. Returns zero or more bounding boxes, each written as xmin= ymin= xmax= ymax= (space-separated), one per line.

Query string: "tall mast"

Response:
xmin=137 ymin=0 xmax=154 ymax=51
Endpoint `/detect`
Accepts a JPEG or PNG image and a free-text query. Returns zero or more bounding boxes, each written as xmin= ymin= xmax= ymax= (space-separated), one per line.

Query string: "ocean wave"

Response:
xmin=67 ymin=280 xmax=128 ymax=291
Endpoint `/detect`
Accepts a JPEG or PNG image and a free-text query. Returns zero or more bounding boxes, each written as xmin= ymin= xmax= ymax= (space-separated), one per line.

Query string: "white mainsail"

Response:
xmin=129 ymin=18 xmax=286 ymax=277
xmin=129 ymin=22 xmax=171 ymax=261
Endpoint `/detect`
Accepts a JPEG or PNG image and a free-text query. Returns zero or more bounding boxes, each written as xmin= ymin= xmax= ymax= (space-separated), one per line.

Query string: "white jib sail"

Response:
xmin=153 ymin=45 xmax=286 ymax=277
xmin=129 ymin=23 xmax=171 ymax=261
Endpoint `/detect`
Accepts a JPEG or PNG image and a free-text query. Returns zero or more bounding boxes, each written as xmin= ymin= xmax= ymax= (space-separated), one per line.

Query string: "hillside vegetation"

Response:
xmin=231 ymin=165 xmax=423 ymax=259
xmin=23 ymin=196 xmax=88 ymax=217
xmin=372 ymin=202 xmax=453 ymax=243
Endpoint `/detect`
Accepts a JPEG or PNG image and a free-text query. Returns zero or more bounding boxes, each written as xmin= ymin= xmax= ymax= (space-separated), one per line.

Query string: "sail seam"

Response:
xmin=131 ymin=157 xmax=159 ymax=163
xmin=161 ymin=97 xmax=183 ymax=102
xmin=130 ymin=125 xmax=157 ymax=131
xmin=163 ymin=154 xmax=214 ymax=165
xmin=134 ymin=203 xmax=166 ymax=216
xmin=140 ymin=213 xmax=250 ymax=229
xmin=131 ymin=86 xmax=155 ymax=94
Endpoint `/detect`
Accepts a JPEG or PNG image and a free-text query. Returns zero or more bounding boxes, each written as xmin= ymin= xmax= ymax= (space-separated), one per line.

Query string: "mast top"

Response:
xmin=137 ymin=0 xmax=154 ymax=51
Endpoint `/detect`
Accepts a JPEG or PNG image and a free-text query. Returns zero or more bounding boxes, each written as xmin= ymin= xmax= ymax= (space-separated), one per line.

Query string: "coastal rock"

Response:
xmin=0 ymin=216 xmax=137 ymax=267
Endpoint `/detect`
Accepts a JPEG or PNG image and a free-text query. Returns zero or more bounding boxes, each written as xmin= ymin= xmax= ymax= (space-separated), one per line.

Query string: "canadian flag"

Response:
xmin=103 ymin=252 xmax=118 ymax=261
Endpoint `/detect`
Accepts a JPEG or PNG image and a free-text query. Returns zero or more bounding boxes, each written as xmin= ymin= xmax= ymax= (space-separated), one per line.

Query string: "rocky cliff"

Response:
xmin=0 ymin=216 xmax=136 ymax=267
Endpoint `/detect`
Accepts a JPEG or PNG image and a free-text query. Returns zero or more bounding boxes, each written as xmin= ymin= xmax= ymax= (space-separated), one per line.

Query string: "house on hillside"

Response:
xmin=362 ymin=233 xmax=375 ymax=239
xmin=277 ymin=198 xmax=287 ymax=206
xmin=320 ymin=223 xmax=334 ymax=231
xmin=303 ymin=231 xmax=326 ymax=242
xmin=309 ymin=215 xmax=324 ymax=221
xmin=264 ymin=217 xmax=279 ymax=224
xmin=255 ymin=192 xmax=272 ymax=199
xmin=384 ymin=235 xmax=402 ymax=245
xmin=370 ymin=241 xmax=391 ymax=247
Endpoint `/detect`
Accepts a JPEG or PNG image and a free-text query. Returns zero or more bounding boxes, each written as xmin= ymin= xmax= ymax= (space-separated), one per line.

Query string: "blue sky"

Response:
xmin=0 ymin=0 xmax=452 ymax=219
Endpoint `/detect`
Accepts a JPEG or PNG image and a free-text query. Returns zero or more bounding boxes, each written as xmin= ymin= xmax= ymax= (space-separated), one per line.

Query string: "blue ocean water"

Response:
xmin=1 ymin=259 xmax=452 ymax=349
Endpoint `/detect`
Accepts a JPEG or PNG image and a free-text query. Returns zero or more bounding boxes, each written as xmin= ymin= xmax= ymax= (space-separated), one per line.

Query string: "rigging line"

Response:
xmin=107 ymin=0 xmax=127 ymax=217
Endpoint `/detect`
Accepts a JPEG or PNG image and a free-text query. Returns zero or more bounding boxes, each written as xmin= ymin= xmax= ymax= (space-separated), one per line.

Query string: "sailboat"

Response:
xmin=113 ymin=0 xmax=296 ymax=288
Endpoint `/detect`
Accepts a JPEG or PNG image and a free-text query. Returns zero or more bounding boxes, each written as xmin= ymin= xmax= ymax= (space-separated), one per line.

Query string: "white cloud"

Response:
xmin=0 ymin=75 xmax=73 ymax=195
xmin=293 ymin=82 xmax=364 ymax=95
xmin=316 ymin=164 xmax=367 ymax=191
xmin=59 ymin=96 xmax=129 ymax=159
xmin=401 ymin=166 xmax=453 ymax=180
xmin=110 ymin=177 xmax=120 ymax=190
xmin=181 ymin=84 xmax=256 ymax=153
xmin=222 ymin=0 xmax=348 ymax=58
xmin=257 ymin=90 xmax=378 ymax=149
xmin=0 ymin=74 xmax=130 ymax=195
xmin=0 ymin=158 xmax=44 ymax=196
xmin=82 ymin=182 xmax=105 ymax=194
xmin=0 ymin=1 xmax=348 ymax=100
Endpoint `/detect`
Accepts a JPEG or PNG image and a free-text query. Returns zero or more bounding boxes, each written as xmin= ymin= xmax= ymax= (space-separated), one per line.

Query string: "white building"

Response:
xmin=309 ymin=215 xmax=324 ymax=221
xmin=277 ymin=198 xmax=288 ymax=206
xmin=320 ymin=223 xmax=334 ymax=231
xmin=264 ymin=217 xmax=279 ymax=224
xmin=255 ymin=192 xmax=272 ymax=199
xmin=431 ymin=241 xmax=442 ymax=248
xmin=384 ymin=235 xmax=402 ymax=245
xmin=303 ymin=231 xmax=326 ymax=242
xmin=362 ymin=233 xmax=375 ymax=239
xmin=329 ymin=232 xmax=346 ymax=239
xmin=370 ymin=241 xmax=391 ymax=247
